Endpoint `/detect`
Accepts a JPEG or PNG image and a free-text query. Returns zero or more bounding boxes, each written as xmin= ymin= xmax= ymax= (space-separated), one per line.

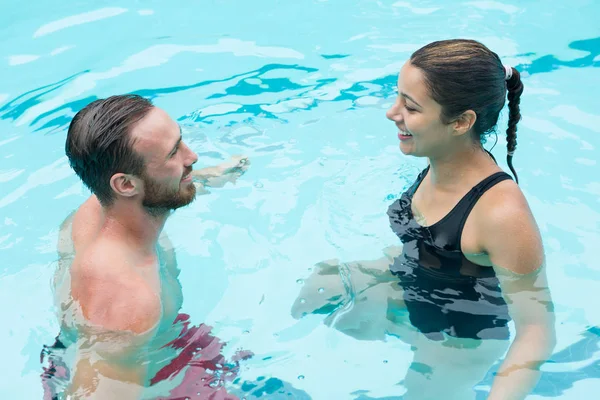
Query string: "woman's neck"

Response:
xmin=427 ymin=145 xmax=498 ymax=189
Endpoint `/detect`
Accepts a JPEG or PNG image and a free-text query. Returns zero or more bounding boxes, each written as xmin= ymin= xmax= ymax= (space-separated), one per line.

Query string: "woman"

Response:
xmin=292 ymin=39 xmax=556 ymax=400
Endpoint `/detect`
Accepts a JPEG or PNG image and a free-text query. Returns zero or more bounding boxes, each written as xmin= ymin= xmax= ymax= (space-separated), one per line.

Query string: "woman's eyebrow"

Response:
xmin=400 ymin=92 xmax=422 ymax=108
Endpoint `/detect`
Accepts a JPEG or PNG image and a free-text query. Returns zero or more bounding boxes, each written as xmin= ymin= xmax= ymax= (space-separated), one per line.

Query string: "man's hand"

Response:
xmin=216 ymin=155 xmax=251 ymax=183
xmin=192 ymin=155 xmax=251 ymax=190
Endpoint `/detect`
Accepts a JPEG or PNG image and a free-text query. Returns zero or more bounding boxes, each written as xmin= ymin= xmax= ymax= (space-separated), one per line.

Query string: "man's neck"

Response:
xmin=101 ymin=201 xmax=170 ymax=255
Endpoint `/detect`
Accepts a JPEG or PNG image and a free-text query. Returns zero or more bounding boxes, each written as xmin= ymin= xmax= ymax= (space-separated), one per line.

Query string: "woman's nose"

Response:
xmin=386 ymin=101 xmax=402 ymax=122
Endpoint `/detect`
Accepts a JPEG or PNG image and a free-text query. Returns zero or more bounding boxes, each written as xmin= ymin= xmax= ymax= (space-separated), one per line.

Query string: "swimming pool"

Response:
xmin=1 ymin=0 xmax=599 ymax=398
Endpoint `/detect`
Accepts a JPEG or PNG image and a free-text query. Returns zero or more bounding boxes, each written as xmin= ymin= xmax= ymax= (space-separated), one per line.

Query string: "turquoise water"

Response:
xmin=1 ymin=0 xmax=599 ymax=398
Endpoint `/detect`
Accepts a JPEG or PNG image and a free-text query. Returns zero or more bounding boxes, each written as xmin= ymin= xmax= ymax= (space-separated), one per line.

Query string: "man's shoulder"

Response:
xmin=71 ymin=244 xmax=162 ymax=335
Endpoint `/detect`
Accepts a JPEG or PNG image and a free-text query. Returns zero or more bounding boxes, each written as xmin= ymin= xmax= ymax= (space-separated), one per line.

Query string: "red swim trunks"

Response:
xmin=41 ymin=313 xmax=253 ymax=400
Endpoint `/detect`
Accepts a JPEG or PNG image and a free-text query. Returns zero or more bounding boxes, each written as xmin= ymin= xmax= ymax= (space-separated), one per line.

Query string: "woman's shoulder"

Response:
xmin=475 ymin=176 xmax=529 ymax=220
xmin=471 ymin=178 xmax=544 ymax=274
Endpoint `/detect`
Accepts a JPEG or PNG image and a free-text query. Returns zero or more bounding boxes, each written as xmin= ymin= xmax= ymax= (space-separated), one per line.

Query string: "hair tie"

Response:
xmin=504 ymin=65 xmax=513 ymax=81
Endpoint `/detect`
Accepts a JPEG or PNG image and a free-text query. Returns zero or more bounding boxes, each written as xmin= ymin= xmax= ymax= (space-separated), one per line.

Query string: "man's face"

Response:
xmin=130 ymin=107 xmax=198 ymax=212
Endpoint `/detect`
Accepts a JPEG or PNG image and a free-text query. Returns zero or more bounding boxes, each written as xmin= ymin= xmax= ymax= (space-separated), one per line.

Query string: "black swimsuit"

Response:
xmin=387 ymin=166 xmax=512 ymax=341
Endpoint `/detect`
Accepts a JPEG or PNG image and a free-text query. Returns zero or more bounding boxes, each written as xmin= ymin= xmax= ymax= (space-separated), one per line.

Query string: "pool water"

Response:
xmin=1 ymin=0 xmax=599 ymax=398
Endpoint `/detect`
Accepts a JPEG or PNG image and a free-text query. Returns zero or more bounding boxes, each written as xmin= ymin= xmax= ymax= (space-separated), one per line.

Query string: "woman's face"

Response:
xmin=386 ymin=62 xmax=457 ymax=159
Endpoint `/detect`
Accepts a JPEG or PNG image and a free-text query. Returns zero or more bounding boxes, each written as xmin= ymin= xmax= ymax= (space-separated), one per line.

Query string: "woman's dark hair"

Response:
xmin=410 ymin=39 xmax=523 ymax=183
xmin=65 ymin=94 xmax=154 ymax=206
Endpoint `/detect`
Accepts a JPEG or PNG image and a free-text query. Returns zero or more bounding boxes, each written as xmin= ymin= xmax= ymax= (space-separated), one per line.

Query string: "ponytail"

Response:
xmin=505 ymin=67 xmax=523 ymax=184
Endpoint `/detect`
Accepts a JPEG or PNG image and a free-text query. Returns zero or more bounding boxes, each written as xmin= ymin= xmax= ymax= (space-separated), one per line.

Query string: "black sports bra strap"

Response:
xmin=454 ymin=172 xmax=513 ymax=250
xmin=475 ymin=172 xmax=512 ymax=193
xmin=408 ymin=165 xmax=430 ymax=197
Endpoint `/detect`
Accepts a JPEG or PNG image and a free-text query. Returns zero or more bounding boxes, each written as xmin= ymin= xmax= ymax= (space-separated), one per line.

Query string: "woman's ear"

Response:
xmin=452 ymin=110 xmax=477 ymax=137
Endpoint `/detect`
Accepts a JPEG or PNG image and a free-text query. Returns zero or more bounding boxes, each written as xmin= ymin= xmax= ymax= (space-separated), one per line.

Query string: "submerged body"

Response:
xmin=41 ymin=95 xmax=254 ymax=399
xmin=387 ymin=163 xmax=513 ymax=342
xmin=292 ymin=39 xmax=555 ymax=400
xmin=42 ymin=197 xmax=251 ymax=399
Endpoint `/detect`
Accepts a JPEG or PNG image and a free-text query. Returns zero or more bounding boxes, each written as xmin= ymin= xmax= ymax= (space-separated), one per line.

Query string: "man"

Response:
xmin=41 ymin=94 xmax=251 ymax=399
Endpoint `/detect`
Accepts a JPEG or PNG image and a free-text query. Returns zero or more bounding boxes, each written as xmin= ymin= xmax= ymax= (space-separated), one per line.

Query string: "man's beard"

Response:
xmin=141 ymin=171 xmax=196 ymax=215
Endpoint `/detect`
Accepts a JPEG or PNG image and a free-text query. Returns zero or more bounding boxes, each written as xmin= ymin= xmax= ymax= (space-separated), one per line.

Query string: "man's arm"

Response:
xmin=66 ymin=334 xmax=151 ymax=399
xmin=192 ymin=155 xmax=250 ymax=193
xmin=66 ymin=257 xmax=162 ymax=399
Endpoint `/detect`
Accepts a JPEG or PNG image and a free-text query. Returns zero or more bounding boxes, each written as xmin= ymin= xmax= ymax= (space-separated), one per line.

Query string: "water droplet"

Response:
xmin=383 ymin=360 xmax=388 ymax=364
xmin=243 ymin=329 xmax=250 ymax=334
xmin=318 ymin=287 xmax=324 ymax=293
xmin=254 ymin=181 xmax=264 ymax=188
xmin=296 ymin=278 xmax=304 ymax=284
xmin=299 ymin=298 xmax=306 ymax=304
xmin=298 ymin=375 xmax=305 ymax=380
xmin=273 ymin=333 xmax=279 ymax=337
xmin=386 ymin=194 xmax=396 ymax=200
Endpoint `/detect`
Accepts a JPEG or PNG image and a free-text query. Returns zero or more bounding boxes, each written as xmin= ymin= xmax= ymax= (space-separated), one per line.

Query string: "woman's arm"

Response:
xmin=489 ymin=265 xmax=555 ymax=400
xmin=477 ymin=187 xmax=556 ymax=400
xmin=291 ymin=246 xmax=404 ymax=341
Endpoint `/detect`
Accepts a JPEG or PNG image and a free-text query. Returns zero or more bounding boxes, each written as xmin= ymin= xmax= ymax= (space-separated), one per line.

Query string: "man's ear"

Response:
xmin=109 ymin=173 xmax=140 ymax=199
xmin=452 ymin=110 xmax=477 ymax=137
